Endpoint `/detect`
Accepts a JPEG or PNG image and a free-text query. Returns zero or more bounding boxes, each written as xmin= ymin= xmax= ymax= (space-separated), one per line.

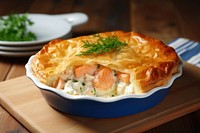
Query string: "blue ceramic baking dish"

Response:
xmin=25 ymin=55 xmax=182 ymax=118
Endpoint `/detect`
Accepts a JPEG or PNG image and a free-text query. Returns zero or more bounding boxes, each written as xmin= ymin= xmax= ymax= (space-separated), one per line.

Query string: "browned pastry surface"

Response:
xmin=31 ymin=31 xmax=179 ymax=94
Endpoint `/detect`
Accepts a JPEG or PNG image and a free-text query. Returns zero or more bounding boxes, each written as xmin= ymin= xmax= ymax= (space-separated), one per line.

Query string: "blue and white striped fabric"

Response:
xmin=168 ymin=38 xmax=200 ymax=68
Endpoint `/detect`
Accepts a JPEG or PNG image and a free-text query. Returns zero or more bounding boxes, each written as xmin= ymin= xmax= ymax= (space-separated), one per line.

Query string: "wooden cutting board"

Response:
xmin=0 ymin=62 xmax=200 ymax=133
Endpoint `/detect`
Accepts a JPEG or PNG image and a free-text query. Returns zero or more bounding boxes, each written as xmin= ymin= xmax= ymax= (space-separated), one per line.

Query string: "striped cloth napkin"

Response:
xmin=168 ymin=38 xmax=200 ymax=68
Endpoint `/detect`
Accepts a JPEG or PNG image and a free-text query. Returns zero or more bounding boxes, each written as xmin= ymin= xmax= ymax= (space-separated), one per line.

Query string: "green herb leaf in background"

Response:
xmin=0 ymin=13 xmax=36 ymax=41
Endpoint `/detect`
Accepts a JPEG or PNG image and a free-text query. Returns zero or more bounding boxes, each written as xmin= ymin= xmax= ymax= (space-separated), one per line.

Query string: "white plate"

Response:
xmin=0 ymin=45 xmax=43 ymax=51
xmin=0 ymin=12 xmax=88 ymax=46
xmin=0 ymin=50 xmax=38 ymax=57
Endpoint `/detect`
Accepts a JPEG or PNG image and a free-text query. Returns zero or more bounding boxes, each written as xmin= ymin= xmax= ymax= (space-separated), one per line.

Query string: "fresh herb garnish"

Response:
xmin=91 ymin=88 xmax=97 ymax=95
xmin=114 ymin=70 xmax=117 ymax=76
xmin=77 ymin=34 xmax=127 ymax=56
xmin=0 ymin=13 xmax=36 ymax=41
xmin=72 ymin=79 xmax=78 ymax=82
xmin=80 ymin=87 xmax=83 ymax=92
xmin=82 ymin=82 xmax=85 ymax=86
xmin=97 ymin=64 xmax=100 ymax=68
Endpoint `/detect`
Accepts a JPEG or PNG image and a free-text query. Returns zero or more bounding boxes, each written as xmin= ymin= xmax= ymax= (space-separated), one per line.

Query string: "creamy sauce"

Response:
xmin=56 ymin=65 xmax=134 ymax=97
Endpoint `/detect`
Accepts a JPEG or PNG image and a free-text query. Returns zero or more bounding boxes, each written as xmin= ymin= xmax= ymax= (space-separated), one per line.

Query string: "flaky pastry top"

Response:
xmin=31 ymin=31 xmax=179 ymax=93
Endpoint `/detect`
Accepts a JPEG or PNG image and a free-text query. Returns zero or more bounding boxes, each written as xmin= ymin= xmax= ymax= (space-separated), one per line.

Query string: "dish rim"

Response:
xmin=25 ymin=55 xmax=183 ymax=103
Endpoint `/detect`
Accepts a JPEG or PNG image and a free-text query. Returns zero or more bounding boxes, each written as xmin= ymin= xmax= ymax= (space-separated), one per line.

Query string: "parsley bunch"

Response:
xmin=0 ymin=13 xmax=36 ymax=41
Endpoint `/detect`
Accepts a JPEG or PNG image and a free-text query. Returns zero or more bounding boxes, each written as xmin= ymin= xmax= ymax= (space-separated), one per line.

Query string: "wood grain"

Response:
xmin=0 ymin=61 xmax=11 ymax=81
xmin=173 ymin=0 xmax=200 ymax=41
xmin=0 ymin=63 xmax=200 ymax=133
xmin=0 ymin=106 xmax=29 ymax=133
xmin=130 ymin=0 xmax=181 ymax=43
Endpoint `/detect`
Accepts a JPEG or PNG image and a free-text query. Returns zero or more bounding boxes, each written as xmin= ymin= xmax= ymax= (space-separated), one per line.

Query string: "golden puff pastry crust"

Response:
xmin=31 ymin=30 xmax=179 ymax=94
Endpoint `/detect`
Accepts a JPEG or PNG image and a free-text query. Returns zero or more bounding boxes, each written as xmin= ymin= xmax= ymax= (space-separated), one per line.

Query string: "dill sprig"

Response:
xmin=77 ymin=35 xmax=127 ymax=56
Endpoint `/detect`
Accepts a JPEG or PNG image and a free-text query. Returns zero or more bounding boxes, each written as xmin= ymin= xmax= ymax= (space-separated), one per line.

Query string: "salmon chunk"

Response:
xmin=74 ymin=64 xmax=97 ymax=78
xmin=117 ymin=72 xmax=130 ymax=84
xmin=93 ymin=68 xmax=115 ymax=90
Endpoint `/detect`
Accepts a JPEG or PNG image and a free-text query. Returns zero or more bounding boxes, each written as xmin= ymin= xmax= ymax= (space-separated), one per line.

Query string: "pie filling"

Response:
xmin=53 ymin=64 xmax=134 ymax=97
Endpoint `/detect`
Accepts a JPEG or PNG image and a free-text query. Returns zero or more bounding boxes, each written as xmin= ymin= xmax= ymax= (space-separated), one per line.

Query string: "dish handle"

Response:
xmin=52 ymin=12 xmax=88 ymax=27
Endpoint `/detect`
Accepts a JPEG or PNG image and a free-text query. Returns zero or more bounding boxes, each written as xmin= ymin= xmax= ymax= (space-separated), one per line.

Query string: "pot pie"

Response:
xmin=31 ymin=31 xmax=179 ymax=97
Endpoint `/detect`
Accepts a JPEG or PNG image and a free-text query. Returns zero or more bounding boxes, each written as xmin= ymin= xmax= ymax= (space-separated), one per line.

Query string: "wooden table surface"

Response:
xmin=0 ymin=0 xmax=200 ymax=132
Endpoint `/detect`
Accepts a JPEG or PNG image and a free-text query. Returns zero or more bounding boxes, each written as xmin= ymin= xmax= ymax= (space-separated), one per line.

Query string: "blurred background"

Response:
xmin=0 ymin=0 xmax=200 ymax=43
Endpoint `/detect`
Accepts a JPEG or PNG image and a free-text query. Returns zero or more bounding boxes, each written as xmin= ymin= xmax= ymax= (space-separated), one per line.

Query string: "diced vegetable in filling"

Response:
xmin=53 ymin=64 xmax=133 ymax=97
